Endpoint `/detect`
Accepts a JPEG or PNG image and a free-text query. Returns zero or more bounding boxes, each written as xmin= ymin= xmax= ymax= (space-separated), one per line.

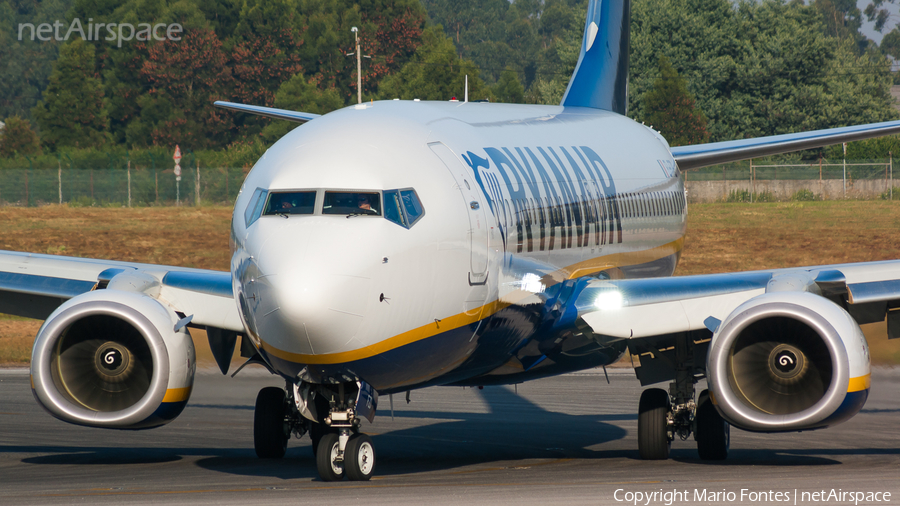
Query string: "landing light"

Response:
xmin=521 ymin=273 xmax=544 ymax=294
xmin=594 ymin=291 xmax=624 ymax=310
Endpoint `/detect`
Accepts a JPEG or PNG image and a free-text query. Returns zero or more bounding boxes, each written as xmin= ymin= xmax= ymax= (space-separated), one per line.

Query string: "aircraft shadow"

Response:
xmin=10 ymin=385 xmax=889 ymax=479
xmin=195 ymin=384 xmax=631 ymax=479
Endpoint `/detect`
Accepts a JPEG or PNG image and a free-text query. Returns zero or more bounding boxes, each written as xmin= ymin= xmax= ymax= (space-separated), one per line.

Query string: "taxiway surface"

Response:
xmin=1 ymin=367 xmax=898 ymax=505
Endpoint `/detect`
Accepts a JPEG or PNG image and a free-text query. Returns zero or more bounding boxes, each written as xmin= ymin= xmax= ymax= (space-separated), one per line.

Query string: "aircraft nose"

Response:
xmin=250 ymin=221 xmax=377 ymax=357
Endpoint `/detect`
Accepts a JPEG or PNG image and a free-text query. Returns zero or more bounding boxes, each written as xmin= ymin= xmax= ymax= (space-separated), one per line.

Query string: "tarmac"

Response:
xmin=1 ymin=366 xmax=898 ymax=505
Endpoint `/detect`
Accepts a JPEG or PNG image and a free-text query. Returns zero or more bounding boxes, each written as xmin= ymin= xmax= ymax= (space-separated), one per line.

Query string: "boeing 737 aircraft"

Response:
xmin=4 ymin=0 xmax=900 ymax=482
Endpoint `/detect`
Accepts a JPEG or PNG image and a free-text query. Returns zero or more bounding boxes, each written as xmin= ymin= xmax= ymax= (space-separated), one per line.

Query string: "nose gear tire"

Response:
xmin=344 ymin=433 xmax=376 ymax=481
xmin=316 ymin=433 xmax=345 ymax=481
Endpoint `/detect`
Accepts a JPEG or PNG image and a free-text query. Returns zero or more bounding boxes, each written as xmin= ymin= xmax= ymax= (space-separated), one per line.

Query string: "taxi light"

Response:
xmin=594 ymin=291 xmax=623 ymax=310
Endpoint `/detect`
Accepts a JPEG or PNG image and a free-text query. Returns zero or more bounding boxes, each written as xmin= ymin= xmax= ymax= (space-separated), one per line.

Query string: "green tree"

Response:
xmin=642 ymin=57 xmax=709 ymax=146
xmin=32 ymin=39 xmax=109 ymax=150
xmin=61 ymin=0 xmax=426 ymax=147
xmin=880 ymin=27 xmax=900 ymax=59
xmin=628 ymin=0 xmax=897 ymax=143
xmin=491 ymin=67 xmax=525 ymax=103
xmin=0 ymin=115 xmax=42 ymax=157
xmin=0 ymin=0 xmax=72 ymax=122
xmin=133 ymin=28 xmax=232 ymax=149
xmin=377 ymin=26 xmax=492 ymax=101
xmin=425 ymin=0 xmax=581 ymax=88
xmin=261 ymin=74 xmax=344 ymax=142
xmin=527 ymin=27 xmax=580 ymax=105
xmin=813 ymin=0 xmax=864 ymax=43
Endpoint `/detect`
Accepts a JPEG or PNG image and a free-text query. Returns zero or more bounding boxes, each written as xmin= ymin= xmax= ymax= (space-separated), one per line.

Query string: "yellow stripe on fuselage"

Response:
xmin=848 ymin=374 xmax=871 ymax=393
xmin=162 ymin=386 xmax=192 ymax=403
xmin=260 ymin=237 xmax=684 ymax=365
xmin=565 ymin=236 xmax=684 ymax=279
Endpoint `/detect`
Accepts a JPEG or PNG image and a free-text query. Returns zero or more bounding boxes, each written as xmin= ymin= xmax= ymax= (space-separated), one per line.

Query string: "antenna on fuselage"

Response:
xmin=465 ymin=75 xmax=468 ymax=103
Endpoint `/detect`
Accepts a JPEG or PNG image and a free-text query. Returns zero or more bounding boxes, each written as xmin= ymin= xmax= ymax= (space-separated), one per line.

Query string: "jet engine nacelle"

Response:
xmin=707 ymin=292 xmax=870 ymax=432
xmin=30 ymin=290 xmax=196 ymax=429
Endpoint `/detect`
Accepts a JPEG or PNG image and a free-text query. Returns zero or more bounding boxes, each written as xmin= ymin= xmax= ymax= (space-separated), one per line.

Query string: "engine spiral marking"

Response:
xmin=770 ymin=344 xmax=805 ymax=381
xmin=94 ymin=342 xmax=129 ymax=377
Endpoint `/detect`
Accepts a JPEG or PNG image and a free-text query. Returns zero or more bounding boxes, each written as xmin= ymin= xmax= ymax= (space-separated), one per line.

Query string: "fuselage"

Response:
xmin=230 ymin=100 xmax=685 ymax=392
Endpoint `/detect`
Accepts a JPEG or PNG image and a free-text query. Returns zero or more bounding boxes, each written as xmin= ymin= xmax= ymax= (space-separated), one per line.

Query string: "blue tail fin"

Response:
xmin=560 ymin=0 xmax=631 ymax=114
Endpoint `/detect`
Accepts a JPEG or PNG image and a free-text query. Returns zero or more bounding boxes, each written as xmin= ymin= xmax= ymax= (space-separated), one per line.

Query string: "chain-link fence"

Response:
xmin=0 ymin=167 xmax=248 ymax=206
xmin=686 ymin=159 xmax=893 ymax=181
xmin=684 ymin=159 xmax=896 ymax=202
xmin=0 ymin=159 xmax=896 ymax=206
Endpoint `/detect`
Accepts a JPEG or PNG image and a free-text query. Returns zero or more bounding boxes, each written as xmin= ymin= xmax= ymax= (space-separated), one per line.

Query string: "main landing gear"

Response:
xmin=636 ymin=334 xmax=729 ymax=461
xmin=252 ymin=382 xmax=377 ymax=481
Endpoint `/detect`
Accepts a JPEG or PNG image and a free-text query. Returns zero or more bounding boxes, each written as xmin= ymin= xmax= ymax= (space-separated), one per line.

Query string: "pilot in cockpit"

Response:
xmin=357 ymin=195 xmax=375 ymax=213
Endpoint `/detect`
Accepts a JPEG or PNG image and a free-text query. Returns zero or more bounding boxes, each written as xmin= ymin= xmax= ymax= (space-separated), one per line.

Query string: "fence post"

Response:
xmin=127 ymin=159 xmax=132 ymax=208
xmin=57 ymin=153 xmax=62 ymax=205
xmin=24 ymin=155 xmax=32 ymax=207
xmin=891 ymin=152 xmax=893 ymax=201
xmin=723 ymin=166 xmax=727 ymax=200
xmin=749 ymin=159 xmax=753 ymax=203
xmin=842 ymin=142 xmax=847 ymax=198
xmin=195 ymin=161 xmax=200 ymax=206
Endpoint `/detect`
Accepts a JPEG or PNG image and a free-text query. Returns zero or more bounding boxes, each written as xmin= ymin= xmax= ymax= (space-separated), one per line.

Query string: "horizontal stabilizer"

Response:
xmin=214 ymin=101 xmax=320 ymax=124
xmin=672 ymin=119 xmax=900 ymax=170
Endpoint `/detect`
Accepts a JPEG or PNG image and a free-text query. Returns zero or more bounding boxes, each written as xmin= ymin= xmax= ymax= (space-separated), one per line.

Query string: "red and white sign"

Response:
xmin=173 ymin=145 xmax=182 ymax=163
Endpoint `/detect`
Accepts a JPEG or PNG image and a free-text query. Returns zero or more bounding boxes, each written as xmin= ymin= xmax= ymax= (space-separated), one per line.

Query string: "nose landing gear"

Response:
xmin=252 ymin=381 xmax=377 ymax=481
xmin=315 ymin=383 xmax=376 ymax=481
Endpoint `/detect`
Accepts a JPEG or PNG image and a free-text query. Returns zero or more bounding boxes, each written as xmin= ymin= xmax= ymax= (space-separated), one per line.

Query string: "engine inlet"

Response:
xmin=727 ymin=316 xmax=833 ymax=415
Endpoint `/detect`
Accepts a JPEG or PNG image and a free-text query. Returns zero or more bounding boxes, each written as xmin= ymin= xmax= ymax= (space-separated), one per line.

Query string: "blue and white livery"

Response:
xmin=2 ymin=0 xmax=899 ymax=481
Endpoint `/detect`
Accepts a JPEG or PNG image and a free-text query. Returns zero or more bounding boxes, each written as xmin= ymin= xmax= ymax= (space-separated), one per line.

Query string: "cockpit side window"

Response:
xmin=383 ymin=188 xmax=425 ymax=229
xmin=263 ymin=191 xmax=316 ymax=215
xmin=322 ymin=191 xmax=382 ymax=216
xmin=383 ymin=190 xmax=407 ymax=227
xmin=244 ymin=188 xmax=268 ymax=227
xmin=400 ymin=190 xmax=424 ymax=225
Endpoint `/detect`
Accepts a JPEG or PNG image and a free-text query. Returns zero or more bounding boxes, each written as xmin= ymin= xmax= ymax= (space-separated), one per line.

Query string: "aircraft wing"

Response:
xmin=0 ymin=251 xmax=242 ymax=332
xmin=566 ymin=261 xmax=900 ymax=384
xmin=671 ymin=120 xmax=900 ymax=170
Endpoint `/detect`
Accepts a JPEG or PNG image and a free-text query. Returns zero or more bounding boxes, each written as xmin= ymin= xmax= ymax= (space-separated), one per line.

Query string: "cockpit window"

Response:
xmin=401 ymin=190 xmax=424 ymax=224
xmin=383 ymin=190 xmax=406 ymax=227
xmin=263 ymin=191 xmax=316 ymax=215
xmin=244 ymin=188 xmax=268 ymax=227
xmin=322 ymin=191 xmax=382 ymax=216
xmin=383 ymin=188 xmax=425 ymax=228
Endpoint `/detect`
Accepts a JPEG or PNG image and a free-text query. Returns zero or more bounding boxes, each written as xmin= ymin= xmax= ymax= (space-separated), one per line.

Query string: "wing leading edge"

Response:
xmin=0 ymin=251 xmax=242 ymax=332
xmin=575 ymin=260 xmax=900 ymax=341
xmin=671 ymin=119 xmax=900 ymax=170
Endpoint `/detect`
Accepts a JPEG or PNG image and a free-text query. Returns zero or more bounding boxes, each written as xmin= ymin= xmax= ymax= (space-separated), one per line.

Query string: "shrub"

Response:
xmin=0 ymin=116 xmax=42 ymax=157
xmin=725 ymin=190 xmax=774 ymax=202
xmin=791 ymin=189 xmax=818 ymax=201
xmin=880 ymin=187 xmax=900 ymax=200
